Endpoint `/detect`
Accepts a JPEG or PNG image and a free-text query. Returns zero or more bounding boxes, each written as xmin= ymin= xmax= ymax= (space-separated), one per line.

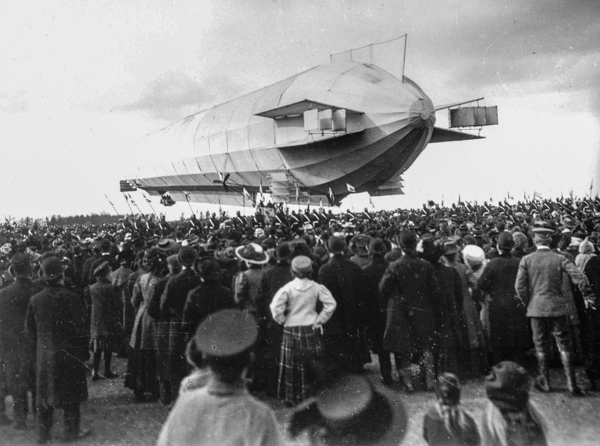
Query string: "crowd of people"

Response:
xmin=0 ymin=194 xmax=599 ymax=445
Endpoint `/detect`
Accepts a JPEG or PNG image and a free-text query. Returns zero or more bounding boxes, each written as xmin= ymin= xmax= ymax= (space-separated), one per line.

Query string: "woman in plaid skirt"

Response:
xmin=270 ymin=255 xmax=337 ymax=406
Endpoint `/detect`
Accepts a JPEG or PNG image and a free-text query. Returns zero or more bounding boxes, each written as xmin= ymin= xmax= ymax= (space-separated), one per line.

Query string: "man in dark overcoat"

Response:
xmin=318 ymin=236 xmax=370 ymax=372
xmin=0 ymin=253 xmax=40 ymax=428
xmin=255 ymin=242 xmax=293 ymax=394
xmin=160 ymin=247 xmax=200 ymax=402
xmin=25 ymin=257 xmax=91 ymax=443
xmin=515 ymin=222 xmax=595 ymax=395
xmin=379 ymin=229 xmax=437 ymax=392
xmin=361 ymin=238 xmax=398 ymax=385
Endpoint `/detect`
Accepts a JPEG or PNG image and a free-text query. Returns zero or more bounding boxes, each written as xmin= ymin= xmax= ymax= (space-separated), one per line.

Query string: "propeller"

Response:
xmin=213 ymin=172 xmax=232 ymax=192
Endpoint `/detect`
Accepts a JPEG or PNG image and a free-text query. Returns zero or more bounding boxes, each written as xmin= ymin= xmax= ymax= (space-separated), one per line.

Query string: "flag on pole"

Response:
xmin=128 ymin=194 xmax=136 ymax=207
xmin=346 ymin=183 xmax=356 ymax=193
xmin=319 ymin=198 xmax=323 ymax=208
xmin=369 ymin=195 xmax=375 ymax=209
xmin=243 ymin=187 xmax=253 ymax=204
xmin=144 ymin=194 xmax=152 ymax=204
xmin=328 ymin=187 xmax=335 ymax=205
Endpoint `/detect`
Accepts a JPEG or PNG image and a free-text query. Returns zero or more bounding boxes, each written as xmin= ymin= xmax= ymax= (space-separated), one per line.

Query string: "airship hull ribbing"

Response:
xmin=126 ymin=61 xmax=436 ymax=205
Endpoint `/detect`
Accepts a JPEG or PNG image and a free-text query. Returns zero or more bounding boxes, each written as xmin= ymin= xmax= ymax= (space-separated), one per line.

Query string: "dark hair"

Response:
xmin=205 ymin=352 xmax=250 ymax=384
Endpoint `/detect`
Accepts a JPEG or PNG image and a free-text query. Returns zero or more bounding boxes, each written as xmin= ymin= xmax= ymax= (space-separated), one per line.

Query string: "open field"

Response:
xmin=1 ymin=356 xmax=599 ymax=446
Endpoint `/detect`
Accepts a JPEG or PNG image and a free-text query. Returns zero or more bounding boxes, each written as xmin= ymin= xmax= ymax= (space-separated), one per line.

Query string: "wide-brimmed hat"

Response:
xmin=157 ymin=238 xmax=177 ymax=251
xmin=182 ymin=234 xmax=200 ymax=247
xmin=9 ymin=252 xmax=32 ymax=278
xmin=235 ymin=243 xmax=269 ymax=264
xmin=41 ymin=257 xmax=65 ymax=281
xmin=193 ymin=309 xmax=258 ymax=358
xmin=288 ymin=374 xmax=407 ymax=446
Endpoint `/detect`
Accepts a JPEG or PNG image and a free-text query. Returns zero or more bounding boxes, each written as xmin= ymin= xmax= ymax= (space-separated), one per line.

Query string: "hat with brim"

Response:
xmin=9 ymin=252 xmax=32 ymax=278
xmin=41 ymin=257 xmax=65 ymax=281
xmin=182 ymin=235 xmax=200 ymax=247
xmin=235 ymin=243 xmax=269 ymax=265
xmin=93 ymin=261 xmax=111 ymax=277
xmin=531 ymin=220 xmax=555 ymax=236
xmin=443 ymin=241 xmax=460 ymax=255
xmin=289 ymin=374 xmax=407 ymax=446
xmin=193 ymin=309 xmax=258 ymax=357
xmin=157 ymin=238 xmax=177 ymax=251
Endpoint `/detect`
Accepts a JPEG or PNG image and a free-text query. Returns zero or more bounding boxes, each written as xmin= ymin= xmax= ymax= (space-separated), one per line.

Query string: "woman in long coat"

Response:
xmin=477 ymin=233 xmax=531 ymax=364
xmin=125 ymin=248 xmax=166 ymax=401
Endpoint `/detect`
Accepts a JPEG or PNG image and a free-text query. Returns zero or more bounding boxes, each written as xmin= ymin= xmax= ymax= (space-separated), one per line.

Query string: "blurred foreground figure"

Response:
xmin=288 ymin=372 xmax=408 ymax=445
xmin=481 ymin=361 xmax=547 ymax=446
xmin=156 ymin=309 xmax=284 ymax=446
xmin=423 ymin=373 xmax=480 ymax=446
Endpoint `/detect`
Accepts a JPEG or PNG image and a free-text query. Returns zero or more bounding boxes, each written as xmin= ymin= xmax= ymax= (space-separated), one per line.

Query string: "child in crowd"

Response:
xmin=423 ymin=373 xmax=480 ymax=445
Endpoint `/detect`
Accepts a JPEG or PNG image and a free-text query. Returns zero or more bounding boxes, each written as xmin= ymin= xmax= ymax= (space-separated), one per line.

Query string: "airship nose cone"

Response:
xmin=409 ymin=98 xmax=435 ymax=127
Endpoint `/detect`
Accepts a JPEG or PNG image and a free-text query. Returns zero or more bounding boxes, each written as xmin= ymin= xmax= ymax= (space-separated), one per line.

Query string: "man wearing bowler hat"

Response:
xmin=25 ymin=257 xmax=91 ymax=443
xmin=516 ymin=221 xmax=596 ymax=395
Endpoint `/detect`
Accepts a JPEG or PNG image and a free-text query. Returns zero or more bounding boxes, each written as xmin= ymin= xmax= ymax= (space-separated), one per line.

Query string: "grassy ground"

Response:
xmin=1 ymin=356 xmax=599 ymax=445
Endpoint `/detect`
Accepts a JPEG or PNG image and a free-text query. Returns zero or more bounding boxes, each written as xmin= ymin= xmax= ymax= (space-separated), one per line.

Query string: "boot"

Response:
xmin=561 ymin=351 xmax=583 ymax=396
xmin=534 ymin=352 xmax=551 ymax=393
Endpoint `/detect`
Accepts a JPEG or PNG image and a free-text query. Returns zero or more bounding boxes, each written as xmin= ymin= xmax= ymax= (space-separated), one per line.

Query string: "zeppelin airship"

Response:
xmin=121 ymin=36 xmax=497 ymax=206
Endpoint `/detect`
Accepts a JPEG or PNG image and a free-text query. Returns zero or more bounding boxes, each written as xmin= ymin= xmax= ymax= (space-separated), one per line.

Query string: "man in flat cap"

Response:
xmin=515 ymin=222 xmax=597 ymax=395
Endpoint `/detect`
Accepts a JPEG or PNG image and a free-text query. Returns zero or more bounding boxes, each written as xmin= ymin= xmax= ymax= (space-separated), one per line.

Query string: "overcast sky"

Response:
xmin=2 ymin=0 xmax=599 ymax=219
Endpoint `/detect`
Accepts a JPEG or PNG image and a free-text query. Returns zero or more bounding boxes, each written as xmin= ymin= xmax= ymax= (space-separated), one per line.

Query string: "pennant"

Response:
xmin=144 ymin=194 xmax=152 ymax=204
xmin=369 ymin=195 xmax=375 ymax=209
xmin=328 ymin=187 xmax=335 ymax=205
xmin=347 ymin=183 xmax=356 ymax=193
xmin=243 ymin=187 xmax=253 ymax=204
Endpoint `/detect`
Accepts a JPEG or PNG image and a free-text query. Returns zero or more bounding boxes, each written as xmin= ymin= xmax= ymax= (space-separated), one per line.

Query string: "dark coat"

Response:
xmin=256 ymin=262 xmax=293 ymax=356
xmin=85 ymin=278 xmax=122 ymax=342
xmin=423 ymin=405 xmax=481 ymax=446
xmin=431 ymin=263 xmax=468 ymax=349
xmin=160 ymin=269 xmax=201 ymax=355
xmin=379 ymin=253 xmax=437 ymax=353
xmin=146 ymin=275 xmax=170 ymax=353
xmin=477 ymin=254 xmax=530 ymax=350
xmin=318 ymin=254 xmax=370 ymax=369
xmin=0 ymin=278 xmax=40 ymax=391
xmin=89 ymin=253 xmax=119 ymax=284
xmin=361 ymin=255 xmax=389 ymax=353
xmin=25 ymin=283 xmax=89 ymax=407
xmin=183 ymin=281 xmax=236 ymax=341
